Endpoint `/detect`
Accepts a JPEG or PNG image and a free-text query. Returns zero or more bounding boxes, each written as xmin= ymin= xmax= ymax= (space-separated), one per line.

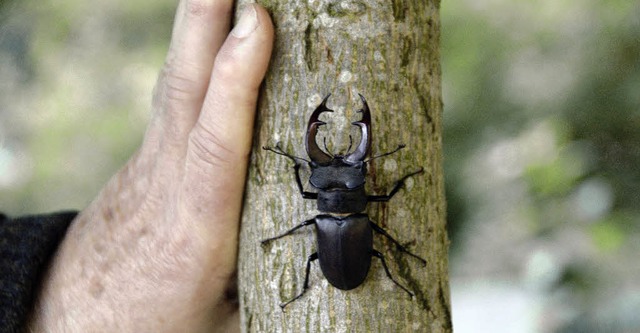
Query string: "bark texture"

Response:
xmin=237 ymin=0 xmax=451 ymax=332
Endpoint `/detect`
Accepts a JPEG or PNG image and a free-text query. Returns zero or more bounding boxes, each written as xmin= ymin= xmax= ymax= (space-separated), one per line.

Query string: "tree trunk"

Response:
xmin=237 ymin=1 xmax=451 ymax=332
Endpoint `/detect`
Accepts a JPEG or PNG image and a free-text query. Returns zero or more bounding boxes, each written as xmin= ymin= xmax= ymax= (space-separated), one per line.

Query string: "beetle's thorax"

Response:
xmin=316 ymin=186 xmax=368 ymax=214
xmin=308 ymin=157 xmax=369 ymax=214
xmin=309 ymin=158 xmax=366 ymax=189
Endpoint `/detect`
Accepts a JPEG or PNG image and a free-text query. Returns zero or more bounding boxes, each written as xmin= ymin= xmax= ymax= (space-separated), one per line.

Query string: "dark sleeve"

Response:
xmin=0 ymin=211 xmax=77 ymax=333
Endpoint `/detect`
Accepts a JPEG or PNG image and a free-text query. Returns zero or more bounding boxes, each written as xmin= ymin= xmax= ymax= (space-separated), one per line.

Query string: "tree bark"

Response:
xmin=237 ymin=0 xmax=451 ymax=332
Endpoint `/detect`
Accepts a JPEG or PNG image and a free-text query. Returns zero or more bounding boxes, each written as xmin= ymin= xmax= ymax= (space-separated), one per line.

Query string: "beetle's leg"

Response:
xmin=280 ymin=252 xmax=318 ymax=310
xmin=367 ymin=168 xmax=424 ymax=202
xmin=293 ymin=163 xmax=318 ymax=199
xmin=372 ymin=250 xmax=413 ymax=298
xmin=261 ymin=218 xmax=316 ymax=245
xmin=370 ymin=221 xmax=427 ymax=265
xmin=262 ymin=145 xmax=318 ymax=199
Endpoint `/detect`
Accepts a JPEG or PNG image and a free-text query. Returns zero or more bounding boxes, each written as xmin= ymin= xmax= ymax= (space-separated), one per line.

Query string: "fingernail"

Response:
xmin=231 ymin=5 xmax=258 ymax=38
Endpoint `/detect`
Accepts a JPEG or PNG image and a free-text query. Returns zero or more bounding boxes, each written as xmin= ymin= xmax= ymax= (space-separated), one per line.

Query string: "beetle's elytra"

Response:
xmin=261 ymin=94 xmax=426 ymax=309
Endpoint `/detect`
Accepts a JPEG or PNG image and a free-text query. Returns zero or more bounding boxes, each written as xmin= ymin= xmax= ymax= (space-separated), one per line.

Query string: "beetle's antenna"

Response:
xmin=364 ymin=144 xmax=406 ymax=163
xmin=263 ymin=144 xmax=310 ymax=163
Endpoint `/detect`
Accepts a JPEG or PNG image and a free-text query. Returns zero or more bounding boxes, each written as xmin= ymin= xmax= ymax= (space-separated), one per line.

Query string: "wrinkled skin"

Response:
xmin=27 ymin=1 xmax=274 ymax=332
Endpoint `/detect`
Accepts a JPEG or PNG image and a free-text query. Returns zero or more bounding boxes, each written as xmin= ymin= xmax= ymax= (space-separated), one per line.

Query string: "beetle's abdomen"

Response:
xmin=317 ymin=187 xmax=367 ymax=213
xmin=315 ymin=214 xmax=373 ymax=290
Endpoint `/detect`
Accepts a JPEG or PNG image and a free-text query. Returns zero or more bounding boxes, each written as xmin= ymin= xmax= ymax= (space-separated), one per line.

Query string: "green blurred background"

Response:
xmin=1 ymin=0 xmax=638 ymax=332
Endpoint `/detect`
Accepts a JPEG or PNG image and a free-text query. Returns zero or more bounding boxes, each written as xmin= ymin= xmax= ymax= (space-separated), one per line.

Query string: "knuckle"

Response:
xmin=156 ymin=58 xmax=202 ymax=105
xmin=185 ymin=0 xmax=231 ymax=19
xmin=151 ymin=58 xmax=205 ymax=139
xmin=187 ymin=122 xmax=236 ymax=168
xmin=211 ymin=54 xmax=260 ymax=96
xmin=149 ymin=70 xmax=193 ymax=145
xmin=185 ymin=0 xmax=209 ymax=17
xmin=212 ymin=48 xmax=264 ymax=94
xmin=212 ymin=53 xmax=238 ymax=83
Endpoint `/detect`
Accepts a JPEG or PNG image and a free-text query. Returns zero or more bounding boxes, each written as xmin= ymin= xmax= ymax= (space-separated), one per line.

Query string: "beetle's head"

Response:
xmin=305 ymin=94 xmax=371 ymax=190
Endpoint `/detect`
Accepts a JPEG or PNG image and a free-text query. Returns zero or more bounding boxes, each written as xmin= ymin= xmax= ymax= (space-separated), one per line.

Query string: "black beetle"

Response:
xmin=262 ymin=94 xmax=426 ymax=309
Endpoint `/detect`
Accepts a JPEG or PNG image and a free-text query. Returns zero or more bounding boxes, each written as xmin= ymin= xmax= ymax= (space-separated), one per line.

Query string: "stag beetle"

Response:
xmin=262 ymin=93 xmax=426 ymax=309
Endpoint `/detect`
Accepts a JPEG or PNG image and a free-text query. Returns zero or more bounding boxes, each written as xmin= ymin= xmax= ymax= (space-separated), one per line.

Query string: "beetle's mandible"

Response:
xmin=261 ymin=93 xmax=426 ymax=309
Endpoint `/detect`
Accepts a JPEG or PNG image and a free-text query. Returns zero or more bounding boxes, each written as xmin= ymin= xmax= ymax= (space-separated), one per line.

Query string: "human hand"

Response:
xmin=28 ymin=1 xmax=273 ymax=332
